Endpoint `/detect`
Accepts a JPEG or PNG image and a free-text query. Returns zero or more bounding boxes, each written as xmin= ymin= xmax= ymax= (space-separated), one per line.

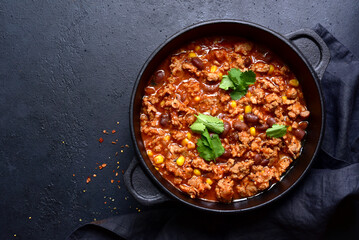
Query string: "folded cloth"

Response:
xmin=67 ymin=24 xmax=359 ymax=240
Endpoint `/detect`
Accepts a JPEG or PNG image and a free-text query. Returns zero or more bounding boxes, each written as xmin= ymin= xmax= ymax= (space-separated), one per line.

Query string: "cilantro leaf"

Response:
xmin=192 ymin=113 xmax=224 ymax=134
xmin=190 ymin=122 xmax=206 ymax=134
xmin=266 ymin=124 xmax=288 ymax=138
xmin=230 ymin=89 xmax=247 ymax=100
xmin=219 ymin=68 xmax=256 ymax=100
xmin=219 ymin=75 xmax=235 ymax=90
xmin=196 ymin=129 xmax=224 ymax=161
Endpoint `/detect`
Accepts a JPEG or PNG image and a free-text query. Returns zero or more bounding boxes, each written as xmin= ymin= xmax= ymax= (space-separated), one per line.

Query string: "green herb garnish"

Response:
xmin=196 ymin=129 xmax=225 ymax=161
xmin=266 ymin=124 xmax=288 ymax=138
xmin=189 ymin=113 xmax=225 ymax=161
xmin=219 ymin=68 xmax=256 ymax=100
xmin=190 ymin=113 xmax=224 ymax=134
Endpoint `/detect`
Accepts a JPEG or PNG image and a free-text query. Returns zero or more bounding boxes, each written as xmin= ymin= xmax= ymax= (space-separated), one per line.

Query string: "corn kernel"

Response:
xmin=160 ymin=100 xmax=165 ymax=107
xmin=164 ymin=135 xmax=171 ymax=141
xmin=187 ymin=132 xmax=192 ymax=139
xmin=250 ymin=127 xmax=256 ymax=136
xmin=230 ymin=100 xmax=237 ymax=109
xmin=176 ymin=156 xmax=185 ymax=166
xmin=193 ymin=169 xmax=201 ymax=176
xmin=188 ymin=52 xmax=197 ymax=58
xmin=287 ymin=126 xmax=292 ymax=132
xmin=194 ymin=96 xmax=201 ymax=102
xmin=187 ymin=142 xmax=196 ymax=149
xmin=282 ymin=96 xmax=287 ymax=101
xmin=289 ymin=79 xmax=299 ymax=87
xmin=147 ymin=150 xmax=153 ymax=157
xmin=268 ymin=65 xmax=275 ymax=75
xmin=181 ymin=138 xmax=189 ymax=147
xmin=210 ymin=65 xmax=217 ymax=73
xmin=239 ymin=114 xmax=244 ymax=121
xmin=195 ymin=45 xmax=201 ymax=51
xmin=154 ymin=155 xmax=164 ymax=164
xmin=245 ymin=105 xmax=252 ymax=113
xmin=206 ymin=178 xmax=213 ymax=185
xmin=218 ymin=72 xmax=223 ymax=79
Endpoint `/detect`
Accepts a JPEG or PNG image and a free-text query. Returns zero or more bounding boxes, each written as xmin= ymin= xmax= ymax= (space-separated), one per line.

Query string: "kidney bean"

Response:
xmin=254 ymin=154 xmax=262 ymax=165
xmin=221 ymin=149 xmax=232 ymax=158
xmin=160 ymin=113 xmax=170 ymax=127
xmin=260 ymin=159 xmax=270 ymax=166
xmin=244 ymin=113 xmax=259 ymax=123
xmin=266 ymin=117 xmax=276 ymax=127
xmin=220 ymin=122 xmax=230 ymax=138
xmin=293 ymin=128 xmax=305 ymax=140
xmin=202 ymin=82 xmax=219 ymax=93
xmin=256 ymin=123 xmax=269 ymax=131
xmin=298 ymin=121 xmax=308 ymax=130
xmin=192 ymin=57 xmax=205 ymax=70
xmin=233 ymin=121 xmax=248 ymax=131
xmin=243 ymin=57 xmax=252 ymax=67
xmin=154 ymin=70 xmax=165 ymax=83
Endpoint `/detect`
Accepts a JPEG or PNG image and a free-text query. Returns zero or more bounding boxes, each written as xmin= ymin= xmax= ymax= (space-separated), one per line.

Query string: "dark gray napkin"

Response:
xmin=67 ymin=24 xmax=359 ymax=240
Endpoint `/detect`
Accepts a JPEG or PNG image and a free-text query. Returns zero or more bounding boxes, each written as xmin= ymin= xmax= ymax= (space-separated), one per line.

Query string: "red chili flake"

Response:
xmin=117 ymin=180 xmax=120 ymax=183
xmin=86 ymin=177 xmax=91 ymax=184
xmin=72 ymin=174 xmax=75 ymax=177
xmin=99 ymin=163 xmax=107 ymax=170
xmin=98 ymin=137 xmax=104 ymax=143
xmin=121 ymin=170 xmax=124 ymax=174
xmin=111 ymin=141 xmax=116 ymax=145
xmin=111 ymin=130 xmax=116 ymax=134
xmin=104 ymin=201 xmax=107 ymax=204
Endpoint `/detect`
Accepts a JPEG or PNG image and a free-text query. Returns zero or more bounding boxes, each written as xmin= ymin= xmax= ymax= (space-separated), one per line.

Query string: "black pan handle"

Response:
xmin=124 ymin=157 xmax=170 ymax=206
xmin=285 ymin=29 xmax=330 ymax=79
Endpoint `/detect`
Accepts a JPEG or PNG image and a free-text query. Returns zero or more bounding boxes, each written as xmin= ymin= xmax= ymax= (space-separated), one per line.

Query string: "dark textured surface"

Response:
xmin=0 ymin=1 xmax=358 ymax=239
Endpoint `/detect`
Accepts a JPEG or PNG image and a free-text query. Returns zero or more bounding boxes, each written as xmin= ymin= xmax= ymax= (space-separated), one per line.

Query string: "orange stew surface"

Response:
xmin=140 ymin=36 xmax=309 ymax=203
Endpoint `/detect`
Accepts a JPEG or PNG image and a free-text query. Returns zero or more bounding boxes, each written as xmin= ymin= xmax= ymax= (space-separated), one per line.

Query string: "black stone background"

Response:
xmin=1 ymin=1 xmax=358 ymax=239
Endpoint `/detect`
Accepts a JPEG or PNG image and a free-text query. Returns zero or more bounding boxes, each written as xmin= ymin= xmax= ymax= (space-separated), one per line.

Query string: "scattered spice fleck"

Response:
xmin=121 ymin=150 xmax=124 ymax=153
xmin=116 ymin=122 xmax=119 ymax=124
xmin=104 ymin=202 xmax=107 ymax=204
xmin=93 ymin=174 xmax=97 ymax=177
xmin=83 ymin=189 xmax=86 ymax=193
xmin=111 ymin=130 xmax=116 ymax=134
xmin=115 ymin=152 xmax=118 ymax=156
xmin=72 ymin=173 xmax=75 ymax=177
xmin=111 ymin=179 xmax=114 ymax=183
xmin=94 ymin=218 xmax=97 ymax=221
xmin=98 ymin=137 xmax=104 ymax=143
xmin=62 ymin=141 xmax=65 ymax=144
xmin=86 ymin=176 xmax=91 ymax=184
xmin=79 ymin=219 xmax=82 ymax=222
xmin=103 ymin=130 xmax=108 ymax=134
xmin=111 ymin=141 xmax=116 ymax=145
xmin=99 ymin=163 xmax=107 ymax=170
xmin=118 ymin=185 xmax=121 ymax=189
xmin=14 ymin=234 xmax=17 ymax=237
xmin=115 ymin=172 xmax=118 ymax=176
xmin=29 ymin=217 xmax=32 ymax=220
xmin=125 ymin=144 xmax=129 ymax=148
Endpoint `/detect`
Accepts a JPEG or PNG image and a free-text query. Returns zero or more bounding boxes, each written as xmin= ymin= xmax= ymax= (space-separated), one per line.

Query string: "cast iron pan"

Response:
xmin=125 ymin=20 xmax=330 ymax=213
